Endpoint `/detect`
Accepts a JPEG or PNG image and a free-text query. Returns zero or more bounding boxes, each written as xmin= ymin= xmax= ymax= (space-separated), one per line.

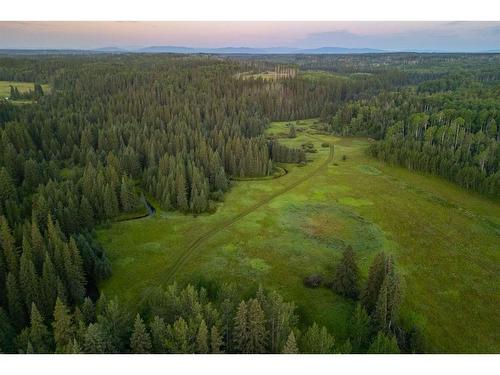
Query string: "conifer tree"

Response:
xmin=26 ymin=340 xmax=34 ymax=354
xmin=34 ymin=84 xmax=44 ymax=99
xmin=367 ymin=331 xmax=400 ymax=354
xmin=79 ymin=196 xmax=94 ymax=228
xmin=6 ymin=273 xmax=25 ymax=328
xmin=300 ymin=323 xmax=335 ymax=354
xmin=210 ymin=325 xmax=223 ymax=354
xmin=195 ymin=319 xmax=209 ymax=354
xmin=104 ymin=184 xmax=119 ymax=218
xmin=69 ymin=338 xmax=83 ymax=354
xmin=375 ymin=264 xmax=401 ymax=333
xmin=84 ymin=323 xmax=106 ymax=353
xmin=0 ymin=252 xmax=5 ymax=308
xmin=130 ymin=313 xmax=152 ymax=354
xmin=53 ymin=298 xmax=74 ymax=353
xmin=261 ymin=289 xmax=297 ymax=353
xmin=64 ymin=238 xmax=86 ymax=304
xmin=233 ymin=300 xmax=249 ymax=353
xmin=175 ymin=173 xmax=188 ymax=212
xmin=19 ymin=238 xmax=39 ymax=311
xmin=0 ymin=216 xmax=18 ymax=276
xmin=120 ymin=177 xmax=137 ymax=212
xmin=218 ymin=282 xmax=238 ymax=352
xmin=9 ymin=85 xmax=16 ymax=99
xmin=247 ymin=299 xmax=267 ymax=353
xmin=29 ymin=303 xmax=51 ymax=353
xmin=282 ymin=331 xmax=299 ymax=354
xmin=349 ymin=304 xmax=371 ymax=353
xmin=362 ymin=252 xmax=390 ymax=314
xmin=97 ymin=298 xmax=131 ymax=353
xmin=149 ymin=315 xmax=167 ymax=353
xmin=81 ymin=297 xmax=96 ymax=325
xmin=333 ymin=245 xmax=360 ymax=299
xmin=336 ymin=339 xmax=353 ymax=354
xmin=165 ymin=317 xmax=190 ymax=353
xmin=40 ymin=253 xmax=58 ymax=318
xmin=30 ymin=218 xmax=45 ymax=272
xmin=214 ymin=167 xmax=228 ymax=192
xmin=0 ymin=307 xmax=16 ymax=353
xmin=0 ymin=168 xmax=15 ymax=205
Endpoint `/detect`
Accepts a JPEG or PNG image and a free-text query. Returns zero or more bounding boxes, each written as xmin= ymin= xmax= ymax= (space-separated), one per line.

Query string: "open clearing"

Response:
xmin=97 ymin=118 xmax=500 ymax=353
xmin=0 ymin=80 xmax=50 ymax=99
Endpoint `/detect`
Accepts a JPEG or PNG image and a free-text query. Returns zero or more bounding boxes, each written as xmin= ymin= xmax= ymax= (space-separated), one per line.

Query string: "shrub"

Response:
xmin=210 ymin=190 xmax=225 ymax=202
xmin=301 ymin=142 xmax=317 ymax=153
xmin=304 ymin=274 xmax=323 ymax=288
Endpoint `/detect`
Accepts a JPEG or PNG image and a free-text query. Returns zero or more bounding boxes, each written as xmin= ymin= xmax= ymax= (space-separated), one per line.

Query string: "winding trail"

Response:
xmin=164 ymin=142 xmax=334 ymax=283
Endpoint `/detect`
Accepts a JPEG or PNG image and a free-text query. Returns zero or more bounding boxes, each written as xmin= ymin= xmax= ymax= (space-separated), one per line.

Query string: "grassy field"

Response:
xmin=0 ymin=80 xmax=50 ymax=100
xmin=97 ymin=118 xmax=500 ymax=353
xmin=235 ymin=71 xmax=293 ymax=81
xmin=299 ymin=71 xmax=375 ymax=82
xmin=299 ymin=70 xmax=349 ymax=81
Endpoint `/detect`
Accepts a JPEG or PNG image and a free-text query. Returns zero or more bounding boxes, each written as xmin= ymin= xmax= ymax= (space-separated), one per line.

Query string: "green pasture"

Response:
xmin=97 ymin=118 xmax=500 ymax=353
xmin=0 ymin=80 xmax=50 ymax=100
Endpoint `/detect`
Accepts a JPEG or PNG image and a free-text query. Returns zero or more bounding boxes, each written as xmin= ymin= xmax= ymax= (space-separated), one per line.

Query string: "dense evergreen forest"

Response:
xmin=0 ymin=52 xmax=498 ymax=353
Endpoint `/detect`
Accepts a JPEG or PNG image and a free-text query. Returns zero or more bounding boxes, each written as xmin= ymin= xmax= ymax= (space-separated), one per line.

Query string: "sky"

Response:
xmin=0 ymin=21 xmax=499 ymax=51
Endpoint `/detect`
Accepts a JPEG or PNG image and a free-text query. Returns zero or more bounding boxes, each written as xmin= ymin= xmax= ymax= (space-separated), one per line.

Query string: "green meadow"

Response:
xmin=97 ymin=118 xmax=500 ymax=353
xmin=0 ymin=80 xmax=50 ymax=100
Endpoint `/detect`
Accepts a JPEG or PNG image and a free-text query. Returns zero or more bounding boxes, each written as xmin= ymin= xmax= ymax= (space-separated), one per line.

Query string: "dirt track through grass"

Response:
xmin=163 ymin=144 xmax=334 ymax=283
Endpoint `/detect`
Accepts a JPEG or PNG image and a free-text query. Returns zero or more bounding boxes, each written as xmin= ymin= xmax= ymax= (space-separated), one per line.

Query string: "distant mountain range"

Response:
xmin=1 ymin=46 xmax=499 ymax=55
xmin=135 ymin=46 xmax=385 ymax=54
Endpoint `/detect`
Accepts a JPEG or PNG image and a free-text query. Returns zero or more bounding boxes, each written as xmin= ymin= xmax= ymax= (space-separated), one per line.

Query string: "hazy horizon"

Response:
xmin=1 ymin=21 xmax=500 ymax=52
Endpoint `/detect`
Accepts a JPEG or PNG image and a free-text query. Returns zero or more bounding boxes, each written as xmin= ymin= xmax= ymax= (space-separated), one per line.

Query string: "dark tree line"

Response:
xmin=0 ymin=280 xmax=414 ymax=354
xmin=269 ymin=140 xmax=306 ymax=164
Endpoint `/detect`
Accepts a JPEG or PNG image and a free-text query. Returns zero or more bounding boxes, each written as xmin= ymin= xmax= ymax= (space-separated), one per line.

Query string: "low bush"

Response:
xmin=304 ymin=274 xmax=323 ymax=288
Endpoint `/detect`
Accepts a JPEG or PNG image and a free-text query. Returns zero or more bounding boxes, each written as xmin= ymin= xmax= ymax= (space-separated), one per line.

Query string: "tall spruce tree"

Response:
xmin=40 ymin=253 xmax=58 ymax=318
xmin=165 ymin=317 xmax=190 ymax=353
xmin=130 ymin=314 xmax=152 ymax=354
xmin=349 ymin=304 xmax=371 ymax=353
xmin=0 ymin=216 xmax=18 ymax=276
xmin=282 ymin=331 xmax=299 ymax=354
xmin=247 ymin=299 xmax=267 ymax=353
xmin=0 ymin=168 xmax=15 ymax=206
xmin=367 ymin=331 xmax=400 ymax=354
xmin=210 ymin=325 xmax=223 ymax=354
xmin=6 ymin=273 xmax=25 ymax=328
xmin=300 ymin=323 xmax=335 ymax=354
xmin=233 ymin=300 xmax=249 ymax=353
xmin=195 ymin=319 xmax=209 ymax=354
xmin=333 ymin=245 xmax=360 ymax=299
xmin=19 ymin=238 xmax=39 ymax=311
xmin=52 ymin=298 xmax=75 ymax=353
xmin=84 ymin=323 xmax=106 ymax=354
xmin=362 ymin=252 xmax=390 ymax=314
xmin=375 ymin=262 xmax=401 ymax=334
xmin=29 ymin=303 xmax=51 ymax=353
xmin=149 ymin=315 xmax=167 ymax=353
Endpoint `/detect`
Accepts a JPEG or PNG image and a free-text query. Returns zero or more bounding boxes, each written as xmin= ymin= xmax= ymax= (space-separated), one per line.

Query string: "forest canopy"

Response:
xmin=0 ymin=52 xmax=498 ymax=354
